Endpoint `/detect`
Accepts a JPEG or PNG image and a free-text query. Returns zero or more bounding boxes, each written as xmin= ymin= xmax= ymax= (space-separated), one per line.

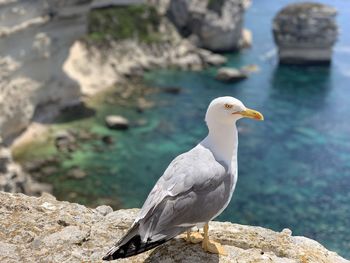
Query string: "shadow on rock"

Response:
xmin=33 ymin=99 xmax=96 ymax=124
xmin=144 ymin=238 xmax=220 ymax=263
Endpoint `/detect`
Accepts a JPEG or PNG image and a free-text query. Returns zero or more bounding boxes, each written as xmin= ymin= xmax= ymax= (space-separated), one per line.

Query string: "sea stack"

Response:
xmin=273 ymin=2 xmax=337 ymax=65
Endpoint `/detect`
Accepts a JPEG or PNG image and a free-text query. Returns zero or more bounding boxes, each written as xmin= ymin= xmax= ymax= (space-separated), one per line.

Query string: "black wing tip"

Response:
xmin=102 ymin=254 xmax=113 ymax=261
xmin=102 ymin=245 xmax=121 ymax=261
xmin=102 ymin=249 xmax=124 ymax=261
xmin=102 ymin=246 xmax=135 ymax=260
xmin=102 ymin=235 xmax=168 ymax=260
xmin=102 ymin=235 xmax=142 ymax=260
xmin=102 ymin=249 xmax=115 ymax=261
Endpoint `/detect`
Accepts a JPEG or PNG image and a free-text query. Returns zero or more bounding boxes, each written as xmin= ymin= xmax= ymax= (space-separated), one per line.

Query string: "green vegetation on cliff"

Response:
xmin=87 ymin=5 xmax=162 ymax=44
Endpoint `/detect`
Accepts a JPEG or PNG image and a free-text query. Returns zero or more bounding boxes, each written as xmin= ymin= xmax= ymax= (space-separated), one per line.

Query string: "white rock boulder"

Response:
xmin=216 ymin=67 xmax=248 ymax=82
xmin=273 ymin=2 xmax=338 ymax=64
xmin=105 ymin=115 xmax=130 ymax=130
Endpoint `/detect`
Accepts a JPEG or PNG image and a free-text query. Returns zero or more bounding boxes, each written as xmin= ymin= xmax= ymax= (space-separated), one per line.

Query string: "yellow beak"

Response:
xmin=239 ymin=108 xmax=264 ymax=121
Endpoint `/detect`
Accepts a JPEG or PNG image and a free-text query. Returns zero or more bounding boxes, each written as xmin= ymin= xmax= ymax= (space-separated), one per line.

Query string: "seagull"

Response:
xmin=103 ymin=96 xmax=264 ymax=260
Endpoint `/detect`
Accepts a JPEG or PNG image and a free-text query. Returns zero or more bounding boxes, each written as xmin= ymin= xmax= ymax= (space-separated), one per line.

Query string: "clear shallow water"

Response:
xmin=17 ymin=0 xmax=350 ymax=258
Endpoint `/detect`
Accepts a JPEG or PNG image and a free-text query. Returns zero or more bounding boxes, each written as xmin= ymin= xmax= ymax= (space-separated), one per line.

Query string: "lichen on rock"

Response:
xmin=0 ymin=191 xmax=348 ymax=262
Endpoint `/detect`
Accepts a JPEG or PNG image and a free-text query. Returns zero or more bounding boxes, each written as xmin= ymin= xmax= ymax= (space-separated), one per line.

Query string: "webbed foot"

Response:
xmin=183 ymin=231 xmax=203 ymax=244
xmin=201 ymin=223 xmax=227 ymax=256
xmin=202 ymin=239 xmax=227 ymax=256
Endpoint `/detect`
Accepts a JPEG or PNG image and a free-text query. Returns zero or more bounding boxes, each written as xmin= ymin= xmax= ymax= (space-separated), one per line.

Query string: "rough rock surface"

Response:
xmin=273 ymin=2 xmax=338 ymax=64
xmin=0 ymin=0 xmax=92 ymax=143
xmin=64 ymin=37 xmax=226 ymax=96
xmin=167 ymin=0 xmax=250 ymax=51
xmin=216 ymin=67 xmax=248 ymax=82
xmin=0 ymin=191 xmax=348 ymax=263
xmin=105 ymin=115 xmax=130 ymax=130
xmin=0 ymin=138 xmax=51 ymax=196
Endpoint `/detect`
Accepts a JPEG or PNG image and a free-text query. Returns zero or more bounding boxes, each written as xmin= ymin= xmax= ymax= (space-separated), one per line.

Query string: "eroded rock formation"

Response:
xmin=0 ymin=137 xmax=51 ymax=195
xmin=0 ymin=0 xmax=92 ymax=143
xmin=0 ymin=191 xmax=348 ymax=263
xmin=167 ymin=0 xmax=251 ymax=52
xmin=0 ymin=0 xmax=228 ymax=142
xmin=64 ymin=39 xmax=227 ymax=95
xmin=273 ymin=2 xmax=338 ymax=65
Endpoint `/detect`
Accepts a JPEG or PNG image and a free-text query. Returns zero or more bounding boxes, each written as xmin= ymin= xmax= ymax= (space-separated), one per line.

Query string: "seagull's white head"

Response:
xmin=205 ymin=96 xmax=264 ymax=127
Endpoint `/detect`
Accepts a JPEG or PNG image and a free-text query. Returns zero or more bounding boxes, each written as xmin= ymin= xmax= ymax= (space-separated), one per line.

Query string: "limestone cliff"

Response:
xmin=64 ymin=38 xmax=226 ymax=95
xmin=167 ymin=0 xmax=251 ymax=51
xmin=0 ymin=0 xmax=227 ymax=143
xmin=0 ymin=0 xmax=91 ymax=143
xmin=0 ymin=191 xmax=348 ymax=263
xmin=0 ymin=138 xmax=51 ymax=195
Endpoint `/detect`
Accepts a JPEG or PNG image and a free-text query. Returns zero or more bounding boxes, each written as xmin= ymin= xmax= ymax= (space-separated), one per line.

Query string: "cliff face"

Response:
xmin=167 ymin=0 xmax=251 ymax=51
xmin=0 ymin=0 xmax=91 ymax=143
xmin=0 ymin=138 xmax=51 ymax=195
xmin=64 ymin=1 xmax=227 ymax=95
xmin=64 ymin=37 xmax=226 ymax=96
xmin=273 ymin=2 xmax=338 ymax=65
xmin=0 ymin=191 xmax=348 ymax=263
xmin=0 ymin=0 xmax=228 ymax=142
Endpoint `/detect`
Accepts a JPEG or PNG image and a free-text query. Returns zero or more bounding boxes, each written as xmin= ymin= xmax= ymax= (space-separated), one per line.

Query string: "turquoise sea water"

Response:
xmin=19 ymin=0 xmax=350 ymax=258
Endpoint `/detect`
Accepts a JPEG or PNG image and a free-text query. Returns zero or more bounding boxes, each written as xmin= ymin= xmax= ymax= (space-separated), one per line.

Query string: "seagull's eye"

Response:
xmin=224 ymin=104 xmax=233 ymax=109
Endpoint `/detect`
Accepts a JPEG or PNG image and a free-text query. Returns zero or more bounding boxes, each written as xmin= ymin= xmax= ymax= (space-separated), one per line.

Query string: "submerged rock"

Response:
xmin=198 ymin=49 xmax=228 ymax=66
xmin=216 ymin=67 xmax=248 ymax=82
xmin=137 ymin=98 xmax=155 ymax=112
xmin=0 ymin=192 xmax=347 ymax=262
xmin=101 ymin=135 xmax=114 ymax=145
xmin=54 ymin=131 xmax=77 ymax=153
xmin=59 ymin=100 xmax=96 ymax=121
xmin=240 ymin=64 xmax=260 ymax=73
xmin=162 ymin=86 xmax=183 ymax=95
xmin=23 ymin=156 xmax=60 ymax=174
xmin=68 ymin=168 xmax=87 ymax=180
xmin=273 ymin=2 xmax=338 ymax=65
xmin=133 ymin=119 xmax=149 ymax=127
xmin=105 ymin=115 xmax=130 ymax=130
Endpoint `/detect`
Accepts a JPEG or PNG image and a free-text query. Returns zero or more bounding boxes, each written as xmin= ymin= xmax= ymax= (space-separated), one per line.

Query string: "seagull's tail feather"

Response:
xmin=102 ymin=222 xmax=167 ymax=260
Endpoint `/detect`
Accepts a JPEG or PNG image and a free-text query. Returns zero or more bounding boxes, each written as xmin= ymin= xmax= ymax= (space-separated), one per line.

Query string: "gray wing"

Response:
xmin=135 ymin=144 xmax=229 ymax=242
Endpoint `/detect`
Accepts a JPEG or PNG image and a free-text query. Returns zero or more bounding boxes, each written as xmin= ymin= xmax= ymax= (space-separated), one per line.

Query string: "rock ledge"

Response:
xmin=0 ymin=192 xmax=348 ymax=263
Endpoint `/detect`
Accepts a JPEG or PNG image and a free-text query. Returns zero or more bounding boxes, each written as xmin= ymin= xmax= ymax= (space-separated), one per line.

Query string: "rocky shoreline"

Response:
xmin=1 ymin=0 xmax=248 ymax=196
xmin=0 ymin=1 xmax=345 ymax=260
xmin=0 ymin=0 xmax=238 ymax=144
xmin=0 ymin=138 xmax=51 ymax=196
xmin=9 ymin=78 xmax=181 ymax=203
xmin=0 ymin=191 xmax=348 ymax=263
xmin=64 ymin=38 xmax=227 ymax=96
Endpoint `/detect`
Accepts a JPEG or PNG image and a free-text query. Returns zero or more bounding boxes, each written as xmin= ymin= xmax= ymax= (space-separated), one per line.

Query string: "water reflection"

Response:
xmin=270 ymin=65 xmax=331 ymax=109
